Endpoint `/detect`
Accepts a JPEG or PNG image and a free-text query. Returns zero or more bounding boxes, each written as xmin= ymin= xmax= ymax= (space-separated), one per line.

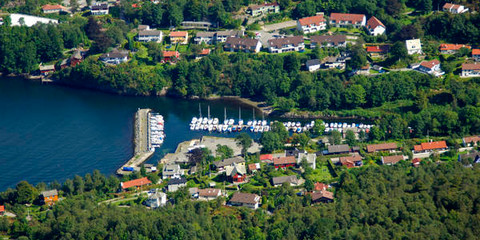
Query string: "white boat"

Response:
xmin=254 ymin=126 xmax=259 ymax=132
xmin=249 ymin=126 xmax=254 ymax=132
xmin=238 ymin=119 xmax=244 ymax=126
xmin=247 ymin=121 xmax=252 ymax=126
xmin=264 ymin=126 xmax=270 ymax=132
xmin=224 ymin=120 xmax=228 ymax=125
xmin=191 ymin=117 xmax=198 ymax=124
xmin=222 ymin=125 xmax=228 ymax=132
xmin=297 ymin=127 xmax=302 ymax=133
xmin=208 ymin=125 xmax=213 ymax=132
xmin=228 ymin=119 xmax=234 ymax=125
xmin=296 ymin=122 xmax=301 ymax=127
xmin=262 ymin=120 xmax=267 ymax=126
xmin=195 ymin=124 xmax=200 ymax=130
xmin=217 ymin=125 xmax=223 ymax=132
xmin=253 ymin=120 xmax=257 ymax=126
xmin=213 ymin=118 xmax=219 ymax=125
xmin=190 ymin=125 xmax=195 ymax=130
xmin=286 ymin=122 xmax=291 ymax=127
xmin=208 ymin=119 xmax=213 ymax=125
xmin=259 ymin=126 xmax=264 ymax=132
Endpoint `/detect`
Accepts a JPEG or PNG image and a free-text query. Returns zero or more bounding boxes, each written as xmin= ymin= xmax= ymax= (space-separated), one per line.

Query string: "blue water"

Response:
xmin=0 ymin=77 xmax=264 ymax=191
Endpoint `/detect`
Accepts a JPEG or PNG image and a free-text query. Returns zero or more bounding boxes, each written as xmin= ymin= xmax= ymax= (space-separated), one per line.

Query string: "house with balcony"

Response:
xmin=169 ymin=31 xmax=189 ymax=44
xmin=329 ymin=13 xmax=366 ymax=28
xmin=310 ymin=35 xmax=347 ymax=48
xmin=473 ymin=49 xmax=480 ymax=61
xmin=416 ymin=59 xmax=444 ymax=77
xmin=413 ymin=141 xmax=448 ymax=153
xmin=366 ymin=16 xmax=385 ymax=36
xmin=247 ymin=3 xmax=280 ymax=17
xmin=381 ymin=155 xmax=404 ymax=165
xmin=91 ymin=3 xmax=109 ymax=15
xmin=194 ymin=32 xmax=216 ymax=45
xmin=461 ymin=62 xmax=480 ymax=77
xmin=229 ymin=192 xmax=261 ymax=209
xmin=137 ymin=30 xmax=163 ymax=43
xmin=406 ymin=39 xmax=422 ymax=55
xmin=297 ymin=15 xmax=327 ymax=34
xmin=99 ymin=49 xmax=129 ymax=65
xmin=267 ymin=36 xmax=304 ymax=53
xmin=443 ymin=3 xmax=468 ymax=14
xmin=439 ymin=44 xmax=471 ymax=54
xmin=42 ymin=4 xmax=67 ymax=14
xmin=224 ymin=37 xmax=262 ymax=53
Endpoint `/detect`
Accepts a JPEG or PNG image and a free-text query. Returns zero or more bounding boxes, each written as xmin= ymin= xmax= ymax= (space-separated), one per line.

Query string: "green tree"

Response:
xmin=15 ymin=181 xmax=37 ymax=204
xmin=147 ymin=42 xmax=163 ymax=62
xmin=278 ymin=0 xmax=291 ymax=10
xmin=345 ymin=130 xmax=357 ymax=146
xmin=311 ymin=119 xmax=325 ymax=136
xmin=348 ymin=44 xmax=367 ymax=70
xmin=216 ymin=144 xmax=233 ymax=159
xmin=329 ymin=130 xmax=342 ymax=145
xmin=260 ymin=131 xmax=281 ymax=153
xmin=344 ymin=84 xmax=366 ymax=108
xmin=70 ymin=0 xmax=79 ymax=12
xmin=236 ymin=133 xmax=253 ymax=156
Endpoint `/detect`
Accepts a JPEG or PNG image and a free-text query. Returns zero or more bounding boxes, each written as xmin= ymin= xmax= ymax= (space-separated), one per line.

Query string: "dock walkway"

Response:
xmin=117 ymin=109 xmax=154 ymax=175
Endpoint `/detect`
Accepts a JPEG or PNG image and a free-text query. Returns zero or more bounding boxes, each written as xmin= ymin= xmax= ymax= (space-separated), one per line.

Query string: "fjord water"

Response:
xmin=0 ymin=77 xmax=263 ymax=191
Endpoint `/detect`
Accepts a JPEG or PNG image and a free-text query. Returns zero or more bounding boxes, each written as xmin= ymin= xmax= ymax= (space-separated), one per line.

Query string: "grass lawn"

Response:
xmin=307 ymin=165 xmax=333 ymax=182
xmin=329 ymin=27 xmax=363 ymax=34
xmin=177 ymin=44 xmax=189 ymax=53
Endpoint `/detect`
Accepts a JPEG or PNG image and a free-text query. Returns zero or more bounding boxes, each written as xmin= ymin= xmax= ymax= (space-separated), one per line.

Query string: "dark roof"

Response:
xmin=168 ymin=177 xmax=187 ymax=185
xmin=366 ymin=143 xmax=398 ymax=153
xmin=213 ymin=156 xmax=245 ymax=168
xmin=311 ymin=190 xmax=334 ymax=201
xmin=306 ymin=59 xmax=321 ymax=66
xmin=459 ymin=152 xmax=480 ymax=162
xmin=268 ymin=36 xmax=304 ymax=48
xmin=100 ymin=49 xmax=128 ymax=59
xmin=311 ymin=35 xmax=347 ymax=46
xmin=272 ymin=175 xmax=299 ymax=186
xmin=196 ymin=31 xmax=216 ymax=38
xmin=91 ymin=3 xmax=108 ymax=11
xmin=41 ymin=189 xmax=58 ymax=197
xmin=327 ymin=144 xmax=350 ymax=154
xmin=139 ymin=30 xmax=162 ymax=36
xmin=230 ymin=192 xmax=260 ymax=204
xmin=225 ymin=37 xmax=259 ymax=48
xmin=382 ymin=155 xmax=404 ymax=165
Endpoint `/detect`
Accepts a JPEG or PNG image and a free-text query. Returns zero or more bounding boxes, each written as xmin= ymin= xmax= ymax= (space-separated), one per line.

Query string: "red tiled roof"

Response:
xmin=420 ymin=59 xmax=440 ymax=69
xmin=198 ymin=188 xmax=220 ymax=197
xmin=0 ymin=205 xmax=4 ymax=212
xmin=200 ymin=49 xmax=210 ymax=55
xmin=249 ymin=2 xmax=278 ymax=10
xmin=248 ymin=163 xmax=259 ymax=171
xmin=412 ymin=158 xmax=421 ymax=166
xmin=42 ymin=4 xmax=65 ymax=10
xmin=472 ymin=49 xmax=480 ymax=55
xmin=439 ymin=44 xmax=471 ymax=51
xmin=260 ymin=154 xmax=273 ymax=161
xmin=414 ymin=141 xmax=448 ymax=151
xmin=121 ymin=177 xmax=152 ymax=189
xmin=298 ymin=15 xmax=326 ymax=26
xmin=443 ymin=3 xmax=461 ymax=10
xmin=169 ymin=31 xmax=188 ymax=37
xmin=366 ymin=45 xmax=389 ymax=53
xmin=314 ymin=182 xmax=328 ymax=191
xmin=330 ymin=13 xmax=365 ymax=23
xmin=230 ymin=192 xmax=260 ymax=204
xmin=366 ymin=143 xmax=398 ymax=153
xmin=462 ymin=62 xmax=480 ymax=70
xmin=311 ymin=190 xmax=334 ymax=201
xmin=367 ymin=16 xmax=385 ymax=30
xmin=273 ymin=156 xmax=296 ymax=165
xmin=464 ymin=136 xmax=480 ymax=144
xmin=163 ymin=51 xmax=179 ymax=57
xmin=382 ymin=155 xmax=403 ymax=165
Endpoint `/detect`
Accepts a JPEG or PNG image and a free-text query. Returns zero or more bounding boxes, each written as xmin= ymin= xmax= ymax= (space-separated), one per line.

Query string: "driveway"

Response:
xmin=263 ymin=20 xmax=297 ymax=32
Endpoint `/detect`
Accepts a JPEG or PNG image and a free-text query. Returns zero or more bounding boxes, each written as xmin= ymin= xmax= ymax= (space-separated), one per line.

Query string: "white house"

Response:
xmin=162 ymin=164 xmax=183 ymax=179
xmin=197 ymin=188 xmax=222 ymax=201
xmin=406 ymin=39 xmax=422 ymax=55
xmin=443 ymin=3 xmax=468 ymax=14
xmin=42 ymin=4 xmax=66 ymax=14
xmin=194 ymin=32 xmax=216 ymax=44
xmin=417 ymin=59 xmax=444 ymax=76
xmin=229 ymin=192 xmax=261 ymax=209
xmin=267 ymin=36 xmax=304 ymax=53
xmin=329 ymin=13 xmax=366 ymax=28
xmin=91 ymin=3 xmax=109 ymax=15
xmin=224 ymin=37 xmax=262 ymax=53
xmin=215 ymin=30 xmax=244 ymax=43
xmin=366 ymin=16 xmax=386 ymax=36
xmin=99 ymin=49 xmax=129 ymax=65
xmin=9 ymin=14 xmax=58 ymax=27
xmin=461 ymin=62 xmax=480 ymax=77
xmin=144 ymin=190 xmax=167 ymax=208
xmin=473 ymin=49 xmax=480 ymax=61
xmin=306 ymin=59 xmax=321 ymax=72
xmin=297 ymin=15 xmax=326 ymax=34
xmin=310 ymin=35 xmax=347 ymax=48
xmin=167 ymin=177 xmax=187 ymax=192
xmin=247 ymin=3 xmax=280 ymax=17
xmin=137 ymin=30 xmax=163 ymax=43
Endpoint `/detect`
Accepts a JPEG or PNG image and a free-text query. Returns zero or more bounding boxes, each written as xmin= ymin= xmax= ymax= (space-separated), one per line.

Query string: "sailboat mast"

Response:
xmin=199 ymin=103 xmax=202 ymax=118
xmin=239 ymin=107 xmax=241 ymax=120
xmin=208 ymin=105 xmax=210 ymax=119
xmin=224 ymin=107 xmax=226 ymax=122
xmin=252 ymin=108 xmax=255 ymax=121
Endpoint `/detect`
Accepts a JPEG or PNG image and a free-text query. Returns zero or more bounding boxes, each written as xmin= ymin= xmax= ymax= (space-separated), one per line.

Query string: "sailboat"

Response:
xmin=207 ymin=106 xmax=213 ymax=125
xmin=238 ymin=107 xmax=244 ymax=126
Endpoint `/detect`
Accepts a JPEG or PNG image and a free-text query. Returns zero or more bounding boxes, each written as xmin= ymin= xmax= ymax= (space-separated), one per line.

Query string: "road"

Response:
xmin=262 ymin=20 xmax=297 ymax=32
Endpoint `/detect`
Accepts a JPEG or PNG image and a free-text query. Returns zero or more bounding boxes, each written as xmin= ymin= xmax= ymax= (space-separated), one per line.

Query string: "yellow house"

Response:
xmin=169 ymin=31 xmax=189 ymax=44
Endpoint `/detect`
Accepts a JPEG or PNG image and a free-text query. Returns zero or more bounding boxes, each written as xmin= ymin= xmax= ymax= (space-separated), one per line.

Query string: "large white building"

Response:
xmin=329 ymin=13 xmax=366 ymax=28
xmin=443 ymin=3 xmax=468 ymax=14
xmin=406 ymin=39 xmax=422 ymax=55
xmin=267 ymin=36 xmax=305 ymax=53
xmin=461 ymin=62 xmax=480 ymax=77
xmin=91 ymin=3 xmax=109 ymax=15
xmin=9 ymin=14 xmax=58 ymax=27
xmin=366 ymin=16 xmax=386 ymax=36
xmin=137 ymin=30 xmax=163 ymax=43
xmin=297 ymin=15 xmax=326 ymax=34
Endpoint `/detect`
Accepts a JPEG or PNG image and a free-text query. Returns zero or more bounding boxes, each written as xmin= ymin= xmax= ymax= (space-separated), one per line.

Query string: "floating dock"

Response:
xmin=117 ymin=109 xmax=155 ymax=175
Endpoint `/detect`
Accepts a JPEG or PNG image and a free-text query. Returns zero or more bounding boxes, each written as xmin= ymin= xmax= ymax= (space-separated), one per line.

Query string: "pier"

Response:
xmin=117 ymin=109 xmax=155 ymax=175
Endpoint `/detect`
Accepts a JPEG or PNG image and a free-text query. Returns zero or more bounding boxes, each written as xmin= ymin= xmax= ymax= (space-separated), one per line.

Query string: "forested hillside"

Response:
xmin=1 ymin=162 xmax=480 ymax=239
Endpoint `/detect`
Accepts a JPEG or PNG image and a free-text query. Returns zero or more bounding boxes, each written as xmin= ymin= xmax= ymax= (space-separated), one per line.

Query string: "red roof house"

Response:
xmin=412 ymin=158 xmax=421 ymax=167
xmin=439 ymin=44 xmax=471 ymax=54
xmin=339 ymin=155 xmax=363 ymax=168
xmin=381 ymin=155 xmax=404 ymax=165
xmin=314 ymin=182 xmax=328 ymax=192
xmin=473 ymin=49 xmax=480 ymax=61
xmin=121 ymin=177 xmax=152 ymax=190
xmin=42 ymin=4 xmax=66 ymax=13
xmin=366 ymin=143 xmax=398 ymax=153
xmin=329 ymin=13 xmax=366 ymax=27
xmin=0 ymin=205 xmax=4 ymax=215
xmin=366 ymin=16 xmax=386 ymax=36
xmin=273 ymin=156 xmax=296 ymax=169
xmin=162 ymin=51 xmax=180 ymax=63
xmin=463 ymin=136 xmax=480 ymax=146
xmin=311 ymin=190 xmax=334 ymax=203
xmin=260 ymin=154 xmax=273 ymax=163
xmin=413 ymin=141 xmax=448 ymax=153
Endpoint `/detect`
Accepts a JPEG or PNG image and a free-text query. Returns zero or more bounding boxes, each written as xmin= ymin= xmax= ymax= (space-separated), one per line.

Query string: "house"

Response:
xmin=138 ymin=25 xmax=150 ymax=31
xmin=461 ymin=62 xmax=480 ymax=78
xmin=0 ymin=205 xmax=4 ymax=215
xmin=213 ymin=156 xmax=245 ymax=171
xmin=473 ymin=49 xmax=480 ymax=61
xmin=324 ymin=56 xmax=346 ymax=70
xmin=366 ymin=45 xmax=390 ymax=58
xmin=326 ymin=144 xmax=350 ymax=155
xmin=416 ymin=59 xmax=443 ymax=76
xmin=273 ymin=156 xmax=297 ymax=169
xmin=42 ymin=4 xmax=66 ymax=14
xmin=443 ymin=3 xmax=468 ymax=14
xmin=40 ymin=189 xmax=58 ymax=206
xmin=247 ymin=3 xmax=280 ymax=17
xmin=412 ymin=158 xmax=421 ymax=167
xmin=194 ymin=32 xmax=216 ymax=45
xmin=137 ymin=30 xmax=163 ymax=43
xmin=169 ymin=31 xmax=189 ymax=44
xmin=248 ymin=163 xmax=261 ymax=173
xmin=39 ymin=64 xmax=55 ymax=75
xmin=99 ymin=49 xmax=129 ymax=65
xmin=463 ymin=136 xmax=480 ymax=146
xmin=144 ymin=190 xmax=167 ymax=208
xmin=167 ymin=177 xmax=187 ymax=192
xmin=162 ymin=51 xmax=180 ymax=63
xmin=297 ymin=153 xmax=316 ymax=169
xmin=60 ymin=59 xmax=68 ymax=69
xmin=225 ymin=163 xmax=247 ymax=183
xmin=224 ymin=37 xmax=262 ymax=53
xmin=329 ymin=13 xmax=366 ymax=28
xmin=229 ymin=192 xmax=261 ymax=209
xmin=366 ymin=143 xmax=398 ymax=153
xmin=439 ymin=44 xmax=471 ymax=54
xmin=311 ymin=190 xmax=334 ymax=203
xmin=196 ymin=48 xmax=211 ymax=59
xmin=70 ymin=50 xmax=83 ymax=67
xmin=381 ymin=155 xmax=404 ymax=165
xmin=406 ymin=39 xmax=422 ymax=55
xmin=339 ymin=155 xmax=363 ymax=168
xmin=121 ymin=177 xmax=152 ymax=190
xmin=181 ymin=21 xmax=213 ymax=30
xmin=458 ymin=152 xmax=480 ymax=164
xmin=366 ymin=16 xmax=385 ymax=36
xmin=356 ymin=64 xmax=371 ymax=75
xmin=297 ymin=15 xmax=327 ymax=33
xmin=306 ymin=59 xmax=321 ymax=72
xmin=267 ymin=36 xmax=304 ymax=53
xmin=260 ymin=154 xmax=273 ymax=163
xmin=314 ymin=182 xmax=329 ymax=192
xmin=215 ymin=30 xmax=244 ymax=43
xmin=272 ymin=175 xmax=299 ymax=187
xmin=310 ymin=35 xmax=347 ymax=48
xmin=162 ymin=164 xmax=183 ymax=179
xmin=91 ymin=3 xmax=109 ymax=15
xmin=143 ymin=164 xmax=157 ymax=173
xmin=413 ymin=141 xmax=448 ymax=153
xmin=198 ymin=188 xmax=222 ymax=201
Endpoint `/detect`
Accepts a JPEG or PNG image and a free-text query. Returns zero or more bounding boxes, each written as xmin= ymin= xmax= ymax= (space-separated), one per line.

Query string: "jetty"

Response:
xmin=117 ymin=109 xmax=155 ymax=175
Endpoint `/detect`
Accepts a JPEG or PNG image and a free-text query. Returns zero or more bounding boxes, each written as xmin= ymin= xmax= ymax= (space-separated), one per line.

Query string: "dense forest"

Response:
xmin=1 ymin=162 xmax=480 ymax=239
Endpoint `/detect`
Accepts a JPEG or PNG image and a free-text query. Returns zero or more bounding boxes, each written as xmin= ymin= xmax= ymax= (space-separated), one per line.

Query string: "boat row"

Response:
xmin=149 ymin=113 xmax=165 ymax=149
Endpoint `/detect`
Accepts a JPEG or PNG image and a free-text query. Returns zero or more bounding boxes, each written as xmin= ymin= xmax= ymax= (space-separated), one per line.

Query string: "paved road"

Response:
xmin=263 ymin=20 xmax=297 ymax=32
